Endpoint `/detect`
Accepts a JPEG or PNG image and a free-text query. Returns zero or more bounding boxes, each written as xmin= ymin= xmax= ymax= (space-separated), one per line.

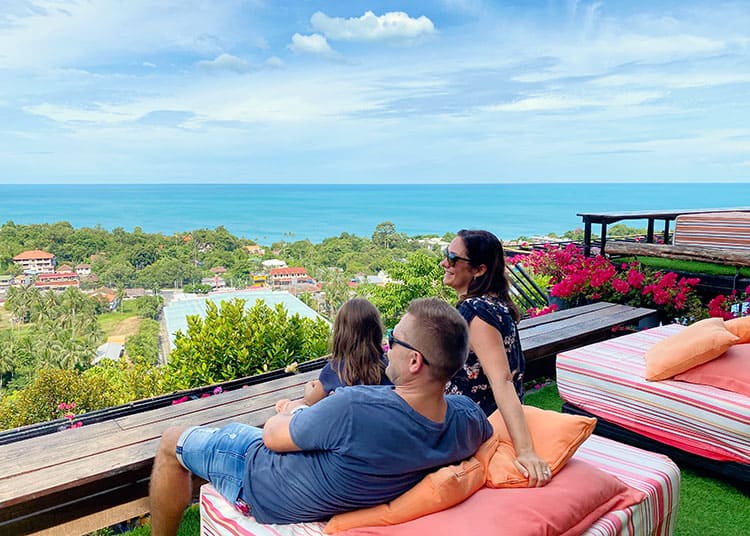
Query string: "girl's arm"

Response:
xmin=303 ymin=379 xmax=328 ymax=406
xmin=468 ymin=316 xmax=551 ymax=487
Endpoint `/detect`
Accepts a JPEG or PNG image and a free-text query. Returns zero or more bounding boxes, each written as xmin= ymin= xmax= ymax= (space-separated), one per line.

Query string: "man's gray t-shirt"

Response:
xmin=243 ymin=385 xmax=492 ymax=523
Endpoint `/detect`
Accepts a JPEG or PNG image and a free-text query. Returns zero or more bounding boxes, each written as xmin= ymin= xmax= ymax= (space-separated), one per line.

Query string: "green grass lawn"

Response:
xmin=610 ymin=255 xmax=750 ymax=278
xmin=97 ymin=300 xmax=139 ymax=335
xmin=121 ymin=383 xmax=748 ymax=536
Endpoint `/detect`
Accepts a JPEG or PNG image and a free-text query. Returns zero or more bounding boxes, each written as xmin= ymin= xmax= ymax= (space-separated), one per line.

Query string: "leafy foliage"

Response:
xmin=166 ymin=299 xmax=330 ymax=389
xmin=0 ymin=368 xmax=118 ymax=429
xmin=125 ymin=319 xmax=161 ymax=366
xmin=133 ymin=295 xmax=164 ymax=320
xmin=361 ymin=249 xmax=454 ymax=328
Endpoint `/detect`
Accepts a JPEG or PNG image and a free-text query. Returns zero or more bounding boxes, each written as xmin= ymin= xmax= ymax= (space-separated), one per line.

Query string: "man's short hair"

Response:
xmin=406 ymin=298 xmax=469 ymax=382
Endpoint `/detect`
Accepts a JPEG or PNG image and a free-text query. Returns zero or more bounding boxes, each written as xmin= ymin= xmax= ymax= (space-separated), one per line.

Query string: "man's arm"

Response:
xmin=262 ymin=410 xmax=303 ymax=452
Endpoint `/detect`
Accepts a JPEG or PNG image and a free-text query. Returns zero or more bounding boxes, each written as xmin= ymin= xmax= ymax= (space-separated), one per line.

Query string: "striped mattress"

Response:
xmin=557 ymin=324 xmax=750 ymax=464
xmin=199 ymin=434 xmax=680 ymax=536
xmin=672 ymin=211 xmax=750 ymax=250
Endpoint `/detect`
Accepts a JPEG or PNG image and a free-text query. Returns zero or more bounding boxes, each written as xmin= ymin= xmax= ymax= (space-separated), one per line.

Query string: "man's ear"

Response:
xmin=408 ymin=352 xmax=425 ymax=372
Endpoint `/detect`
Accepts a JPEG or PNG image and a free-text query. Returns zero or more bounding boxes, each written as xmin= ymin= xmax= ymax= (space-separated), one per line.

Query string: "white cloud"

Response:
xmin=197 ymin=53 xmax=252 ymax=73
xmin=288 ymin=33 xmax=332 ymax=55
xmin=590 ymin=71 xmax=750 ymax=90
xmin=0 ymin=1 xmax=256 ymax=69
xmin=264 ymin=56 xmax=284 ymax=69
xmin=24 ymin=103 xmax=142 ymax=124
xmin=484 ymin=91 xmax=666 ymax=112
xmin=310 ymin=11 xmax=435 ymax=42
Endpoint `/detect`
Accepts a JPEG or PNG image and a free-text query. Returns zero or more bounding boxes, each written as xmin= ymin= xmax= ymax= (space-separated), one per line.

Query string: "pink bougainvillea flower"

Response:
xmin=171 ymin=396 xmax=189 ymax=406
xmin=612 ymin=278 xmax=630 ymax=294
xmin=213 ymin=386 xmax=223 ymax=395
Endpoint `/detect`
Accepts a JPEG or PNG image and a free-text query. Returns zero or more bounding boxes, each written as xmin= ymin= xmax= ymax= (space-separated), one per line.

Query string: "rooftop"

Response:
xmin=12 ymin=249 xmax=55 ymax=260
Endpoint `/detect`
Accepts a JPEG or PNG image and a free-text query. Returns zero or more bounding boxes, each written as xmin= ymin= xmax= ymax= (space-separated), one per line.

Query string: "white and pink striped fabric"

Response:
xmin=672 ymin=212 xmax=750 ymax=250
xmin=557 ymin=324 xmax=750 ymax=464
xmin=578 ymin=435 xmax=680 ymax=536
xmin=199 ymin=434 xmax=680 ymax=536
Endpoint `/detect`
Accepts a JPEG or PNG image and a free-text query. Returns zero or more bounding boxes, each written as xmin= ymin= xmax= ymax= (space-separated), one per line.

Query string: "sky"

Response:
xmin=1 ymin=0 xmax=749 ymax=184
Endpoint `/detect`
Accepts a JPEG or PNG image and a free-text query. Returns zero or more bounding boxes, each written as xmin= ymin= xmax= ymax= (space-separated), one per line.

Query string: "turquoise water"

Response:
xmin=1 ymin=183 xmax=746 ymax=244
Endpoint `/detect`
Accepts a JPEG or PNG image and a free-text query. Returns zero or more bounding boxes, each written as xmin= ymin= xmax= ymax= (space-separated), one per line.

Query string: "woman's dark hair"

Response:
xmin=330 ymin=298 xmax=385 ymax=386
xmin=457 ymin=229 xmax=520 ymax=322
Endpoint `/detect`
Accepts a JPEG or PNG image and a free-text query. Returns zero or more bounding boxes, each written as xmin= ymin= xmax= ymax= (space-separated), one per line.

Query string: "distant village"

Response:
xmin=0 ymin=246 xmax=397 ymax=306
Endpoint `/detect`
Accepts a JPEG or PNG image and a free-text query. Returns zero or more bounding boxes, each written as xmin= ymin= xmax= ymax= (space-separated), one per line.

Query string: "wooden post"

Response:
xmin=646 ymin=219 xmax=655 ymax=243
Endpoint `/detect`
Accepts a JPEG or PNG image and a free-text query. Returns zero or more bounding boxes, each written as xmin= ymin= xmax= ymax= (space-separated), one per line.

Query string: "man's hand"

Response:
xmin=275 ymin=398 xmax=306 ymax=413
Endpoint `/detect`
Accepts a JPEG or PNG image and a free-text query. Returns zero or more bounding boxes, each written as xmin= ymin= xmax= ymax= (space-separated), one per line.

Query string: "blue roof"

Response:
xmin=163 ymin=290 xmax=326 ymax=349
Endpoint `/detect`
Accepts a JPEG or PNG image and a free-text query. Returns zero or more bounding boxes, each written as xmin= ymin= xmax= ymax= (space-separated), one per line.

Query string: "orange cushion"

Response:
xmin=673 ymin=343 xmax=750 ymax=397
xmin=725 ymin=316 xmax=750 ymax=344
xmin=334 ymin=459 xmax=646 ymax=536
xmin=644 ymin=318 xmax=739 ymax=381
xmin=324 ymin=437 xmax=498 ymax=533
xmin=485 ymin=406 xmax=596 ymax=488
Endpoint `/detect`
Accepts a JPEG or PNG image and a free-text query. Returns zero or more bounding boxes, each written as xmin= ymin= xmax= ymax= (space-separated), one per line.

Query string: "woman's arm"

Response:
xmin=468 ymin=317 xmax=551 ymax=487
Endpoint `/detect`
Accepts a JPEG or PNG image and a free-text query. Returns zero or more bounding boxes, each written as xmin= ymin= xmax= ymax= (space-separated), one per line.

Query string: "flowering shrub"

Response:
xmin=707 ymin=285 xmax=750 ymax=319
xmin=513 ymin=244 xmax=702 ymax=323
xmin=56 ymin=402 xmax=82 ymax=429
xmin=526 ymin=303 xmax=559 ymax=317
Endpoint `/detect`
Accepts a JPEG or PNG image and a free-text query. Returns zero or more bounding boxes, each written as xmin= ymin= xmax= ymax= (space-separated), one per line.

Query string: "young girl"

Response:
xmin=276 ymin=298 xmax=390 ymax=411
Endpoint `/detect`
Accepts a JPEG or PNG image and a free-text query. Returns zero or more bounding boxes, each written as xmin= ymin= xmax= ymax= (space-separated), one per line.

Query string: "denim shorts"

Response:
xmin=176 ymin=422 xmax=263 ymax=506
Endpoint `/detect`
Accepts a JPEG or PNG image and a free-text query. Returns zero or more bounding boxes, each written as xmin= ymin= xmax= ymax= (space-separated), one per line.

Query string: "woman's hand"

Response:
xmin=514 ymin=450 xmax=552 ymax=487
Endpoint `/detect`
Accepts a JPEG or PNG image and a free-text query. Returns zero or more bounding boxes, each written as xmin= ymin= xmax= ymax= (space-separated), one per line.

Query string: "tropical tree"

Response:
xmin=361 ymin=249 xmax=454 ymax=328
xmin=372 ymin=221 xmax=397 ymax=249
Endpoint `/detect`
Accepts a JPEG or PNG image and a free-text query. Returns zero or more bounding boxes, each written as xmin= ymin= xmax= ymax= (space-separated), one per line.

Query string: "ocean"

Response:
xmin=1 ymin=183 xmax=746 ymax=244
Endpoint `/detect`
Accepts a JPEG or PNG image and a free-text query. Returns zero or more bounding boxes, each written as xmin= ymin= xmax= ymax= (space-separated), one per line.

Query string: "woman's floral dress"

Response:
xmin=445 ymin=295 xmax=525 ymax=416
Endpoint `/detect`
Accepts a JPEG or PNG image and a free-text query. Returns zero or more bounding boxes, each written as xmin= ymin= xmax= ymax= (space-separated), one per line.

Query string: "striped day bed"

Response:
xmin=672 ymin=211 xmax=750 ymax=251
xmin=557 ymin=324 xmax=750 ymax=486
xmin=198 ymin=434 xmax=681 ymax=536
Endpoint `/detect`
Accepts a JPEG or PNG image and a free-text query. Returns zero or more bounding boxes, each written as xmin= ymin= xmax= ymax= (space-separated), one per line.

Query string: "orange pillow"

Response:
xmin=725 ymin=316 xmax=750 ymax=344
xmin=485 ymin=406 xmax=596 ymax=488
xmin=644 ymin=318 xmax=740 ymax=381
xmin=673 ymin=343 xmax=750 ymax=397
xmin=324 ymin=437 xmax=498 ymax=534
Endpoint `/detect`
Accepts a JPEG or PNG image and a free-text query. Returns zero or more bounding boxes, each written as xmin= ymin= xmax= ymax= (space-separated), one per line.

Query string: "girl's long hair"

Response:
xmin=457 ymin=229 xmax=521 ymax=322
xmin=330 ymin=298 xmax=386 ymax=385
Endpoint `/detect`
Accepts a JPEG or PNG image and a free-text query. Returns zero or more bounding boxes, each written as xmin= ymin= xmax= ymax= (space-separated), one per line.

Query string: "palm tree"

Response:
xmin=0 ymin=331 xmax=15 ymax=391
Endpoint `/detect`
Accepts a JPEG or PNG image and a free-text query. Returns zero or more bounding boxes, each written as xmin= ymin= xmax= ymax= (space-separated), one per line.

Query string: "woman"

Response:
xmin=442 ymin=229 xmax=551 ymax=486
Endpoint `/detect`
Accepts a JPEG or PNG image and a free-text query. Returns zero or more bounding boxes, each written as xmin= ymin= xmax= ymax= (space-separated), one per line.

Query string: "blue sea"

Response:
xmin=1 ymin=183 xmax=747 ymax=244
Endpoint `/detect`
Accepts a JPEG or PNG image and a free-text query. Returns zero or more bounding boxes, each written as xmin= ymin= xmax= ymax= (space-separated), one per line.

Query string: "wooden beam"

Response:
xmin=606 ymin=242 xmax=750 ymax=267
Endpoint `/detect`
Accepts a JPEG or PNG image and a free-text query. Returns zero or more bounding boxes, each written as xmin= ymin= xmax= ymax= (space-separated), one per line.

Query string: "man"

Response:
xmin=149 ymin=298 xmax=493 ymax=536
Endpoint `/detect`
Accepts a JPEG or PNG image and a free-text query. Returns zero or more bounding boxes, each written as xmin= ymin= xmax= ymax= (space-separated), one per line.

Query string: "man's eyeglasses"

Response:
xmin=443 ymin=247 xmax=471 ymax=267
xmin=386 ymin=328 xmax=430 ymax=366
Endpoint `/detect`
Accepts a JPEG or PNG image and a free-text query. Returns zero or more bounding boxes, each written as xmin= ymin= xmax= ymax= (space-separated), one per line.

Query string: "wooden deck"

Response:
xmin=0 ymin=301 xmax=655 ymax=535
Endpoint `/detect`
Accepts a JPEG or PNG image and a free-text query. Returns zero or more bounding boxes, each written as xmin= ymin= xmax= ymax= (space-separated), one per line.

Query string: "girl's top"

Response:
xmin=319 ymin=354 xmax=392 ymax=394
xmin=445 ymin=295 xmax=525 ymax=415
